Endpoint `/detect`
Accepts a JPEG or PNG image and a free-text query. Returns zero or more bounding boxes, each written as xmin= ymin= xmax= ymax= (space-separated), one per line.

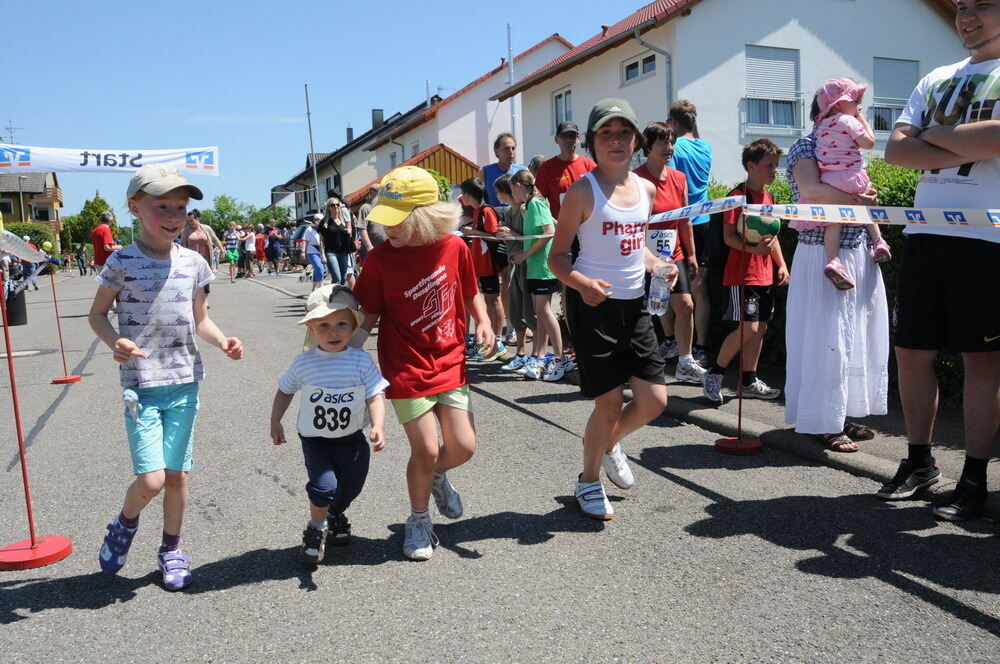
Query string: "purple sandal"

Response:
xmin=823 ymin=259 xmax=855 ymax=290
xmin=158 ymin=550 xmax=193 ymax=591
xmin=872 ymin=238 xmax=892 ymax=263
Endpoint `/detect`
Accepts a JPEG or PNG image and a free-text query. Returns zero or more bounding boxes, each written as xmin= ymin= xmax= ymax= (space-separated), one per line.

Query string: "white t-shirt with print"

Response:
xmin=898 ymin=56 xmax=1000 ymax=243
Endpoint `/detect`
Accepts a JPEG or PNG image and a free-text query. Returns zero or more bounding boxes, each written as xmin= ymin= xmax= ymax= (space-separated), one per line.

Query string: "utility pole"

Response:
xmin=507 ymin=24 xmax=516 ymax=136
xmin=304 ymin=84 xmax=321 ymax=214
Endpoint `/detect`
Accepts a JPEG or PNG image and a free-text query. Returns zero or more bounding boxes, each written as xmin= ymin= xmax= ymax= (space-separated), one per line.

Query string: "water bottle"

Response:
xmin=123 ymin=389 xmax=139 ymax=420
xmin=646 ymin=249 xmax=672 ymax=316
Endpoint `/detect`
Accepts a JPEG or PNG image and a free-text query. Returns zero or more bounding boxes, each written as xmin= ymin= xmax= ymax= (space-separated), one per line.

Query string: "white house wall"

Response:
xmin=520 ymin=0 xmax=965 ymax=189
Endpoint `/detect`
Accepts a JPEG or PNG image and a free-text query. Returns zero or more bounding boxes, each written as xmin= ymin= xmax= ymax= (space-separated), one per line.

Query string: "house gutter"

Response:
xmin=633 ymin=28 xmax=672 ymax=110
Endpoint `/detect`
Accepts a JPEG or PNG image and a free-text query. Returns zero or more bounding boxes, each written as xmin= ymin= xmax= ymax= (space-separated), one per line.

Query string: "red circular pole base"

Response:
xmin=715 ymin=436 xmax=763 ymax=455
xmin=0 ymin=535 xmax=73 ymax=570
xmin=51 ymin=375 xmax=82 ymax=384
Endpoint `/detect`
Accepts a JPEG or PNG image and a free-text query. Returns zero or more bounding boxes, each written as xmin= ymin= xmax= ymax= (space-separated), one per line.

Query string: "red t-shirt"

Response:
xmin=91 ymin=224 xmax=114 ymax=266
xmin=470 ymin=205 xmax=499 ymax=277
xmin=722 ymin=186 xmax=775 ymax=287
xmin=353 ymin=233 xmax=479 ymax=399
xmin=633 ymin=164 xmax=688 ymax=262
xmin=535 ymin=155 xmax=596 ymax=219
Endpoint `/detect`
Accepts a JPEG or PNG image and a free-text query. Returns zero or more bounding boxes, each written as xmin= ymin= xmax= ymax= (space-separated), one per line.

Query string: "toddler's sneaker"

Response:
xmin=542 ymin=357 xmax=571 ymax=382
xmin=742 ymin=378 xmax=781 ymax=400
xmin=301 ymin=524 xmax=327 ymax=564
xmin=703 ymin=372 xmax=724 ymax=405
xmin=157 ymin=550 xmax=193 ymax=591
xmin=602 ymin=443 xmax=635 ymax=490
xmin=431 ymin=472 xmax=464 ymax=519
xmin=402 ymin=516 xmax=438 ymax=561
xmin=574 ymin=475 xmax=614 ymax=520
xmin=501 ymin=354 xmax=529 ymax=372
xmin=99 ymin=518 xmax=138 ymax=574
xmin=872 ymin=238 xmax=892 ymax=263
xmin=658 ymin=338 xmax=679 ymax=359
xmin=674 ymin=360 xmax=707 ymax=384
xmin=326 ymin=511 xmax=351 ymax=546
xmin=823 ymin=259 xmax=855 ymax=290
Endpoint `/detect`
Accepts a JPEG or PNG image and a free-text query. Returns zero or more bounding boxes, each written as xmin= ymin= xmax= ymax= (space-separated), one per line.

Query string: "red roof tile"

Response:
xmin=344 ymin=143 xmax=480 ymax=206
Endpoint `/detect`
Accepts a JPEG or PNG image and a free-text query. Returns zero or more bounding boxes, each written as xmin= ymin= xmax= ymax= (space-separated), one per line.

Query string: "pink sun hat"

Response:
xmin=816 ymin=77 xmax=868 ymax=121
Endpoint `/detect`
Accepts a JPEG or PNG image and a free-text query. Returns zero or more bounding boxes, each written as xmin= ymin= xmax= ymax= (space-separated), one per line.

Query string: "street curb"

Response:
xmin=664 ymin=395 xmax=1000 ymax=523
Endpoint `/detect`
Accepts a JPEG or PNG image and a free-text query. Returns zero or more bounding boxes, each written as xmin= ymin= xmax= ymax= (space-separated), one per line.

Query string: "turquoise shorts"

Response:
xmin=390 ymin=385 xmax=472 ymax=425
xmin=125 ymin=382 xmax=200 ymax=474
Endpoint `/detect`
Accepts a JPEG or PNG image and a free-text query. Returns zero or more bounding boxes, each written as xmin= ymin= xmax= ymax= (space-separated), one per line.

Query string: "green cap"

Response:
xmin=587 ymin=98 xmax=639 ymax=132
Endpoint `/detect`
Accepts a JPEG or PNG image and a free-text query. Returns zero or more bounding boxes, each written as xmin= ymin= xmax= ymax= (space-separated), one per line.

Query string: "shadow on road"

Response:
xmin=633 ymin=445 xmax=1000 ymax=639
xmin=0 ymin=571 xmax=158 ymax=624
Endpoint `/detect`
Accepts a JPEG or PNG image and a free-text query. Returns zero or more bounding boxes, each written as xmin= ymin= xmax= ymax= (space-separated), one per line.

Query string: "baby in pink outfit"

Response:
xmin=812 ymin=77 xmax=891 ymax=290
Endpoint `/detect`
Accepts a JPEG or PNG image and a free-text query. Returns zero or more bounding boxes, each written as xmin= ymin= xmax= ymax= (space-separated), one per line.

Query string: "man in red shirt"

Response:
xmin=91 ymin=211 xmax=121 ymax=267
xmin=534 ymin=121 xmax=596 ymax=219
xmin=702 ymin=139 xmax=789 ymax=405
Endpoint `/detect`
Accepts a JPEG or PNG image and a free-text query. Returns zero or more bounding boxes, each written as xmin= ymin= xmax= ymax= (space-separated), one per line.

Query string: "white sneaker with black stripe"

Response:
xmin=575 ymin=476 xmax=613 ymax=520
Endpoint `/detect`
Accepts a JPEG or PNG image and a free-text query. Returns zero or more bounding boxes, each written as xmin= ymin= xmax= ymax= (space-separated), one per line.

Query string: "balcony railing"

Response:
xmin=32 ymin=187 xmax=63 ymax=204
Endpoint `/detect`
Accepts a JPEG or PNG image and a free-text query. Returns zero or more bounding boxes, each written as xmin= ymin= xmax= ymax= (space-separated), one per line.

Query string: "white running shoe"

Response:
xmin=501 ymin=354 xmax=528 ymax=371
xmin=703 ymin=371 xmax=724 ymax=405
xmin=575 ymin=476 xmax=614 ymax=520
xmin=741 ymin=378 xmax=781 ymax=400
xmin=674 ymin=360 xmax=707 ymax=384
xmin=541 ymin=357 xmax=568 ymax=382
xmin=602 ymin=443 xmax=635 ymax=489
xmin=523 ymin=357 xmax=547 ymax=380
xmin=402 ymin=516 xmax=438 ymax=561
xmin=431 ymin=472 xmax=463 ymax=519
xmin=515 ymin=356 xmax=537 ymax=376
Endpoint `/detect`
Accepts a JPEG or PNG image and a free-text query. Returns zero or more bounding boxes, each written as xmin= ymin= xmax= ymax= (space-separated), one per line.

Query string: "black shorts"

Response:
xmin=564 ymin=287 xmax=666 ymax=398
xmin=894 ymin=234 xmax=1000 ymax=352
xmin=527 ymin=278 xmax=559 ymax=295
xmin=478 ymin=275 xmax=501 ymax=295
xmin=723 ymin=285 xmax=775 ymax=323
xmin=643 ymin=260 xmax=690 ymax=298
xmin=692 ymin=223 xmax=710 ymax=267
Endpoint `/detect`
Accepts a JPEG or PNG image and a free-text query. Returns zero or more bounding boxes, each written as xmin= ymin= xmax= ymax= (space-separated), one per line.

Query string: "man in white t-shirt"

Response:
xmin=880 ymin=0 xmax=1000 ymax=520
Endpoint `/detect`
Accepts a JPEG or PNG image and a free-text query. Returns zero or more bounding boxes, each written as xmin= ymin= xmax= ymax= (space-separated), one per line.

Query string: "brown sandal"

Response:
xmin=842 ymin=422 xmax=875 ymax=441
xmin=816 ymin=433 xmax=859 ymax=453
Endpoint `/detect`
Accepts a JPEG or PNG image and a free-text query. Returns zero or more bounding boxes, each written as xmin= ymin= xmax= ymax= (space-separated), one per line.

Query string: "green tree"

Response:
xmin=200 ymin=194 xmax=251 ymax=238
xmin=79 ymin=191 xmax=118 ymax=238
xmin=245 ymin=205 xmax=291 ymax=229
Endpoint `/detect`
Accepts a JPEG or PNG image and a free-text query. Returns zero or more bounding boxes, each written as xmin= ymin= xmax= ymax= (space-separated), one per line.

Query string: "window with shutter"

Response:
xmin=872 ymin=57 xmax=919 ymax=131
xmin=745 ymin=45 xmax=801 ymax=129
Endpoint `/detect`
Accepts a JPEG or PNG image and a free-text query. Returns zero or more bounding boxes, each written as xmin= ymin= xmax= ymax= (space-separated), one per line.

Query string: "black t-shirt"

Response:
xmin=318 ymin=219 xmax=352 ymax=254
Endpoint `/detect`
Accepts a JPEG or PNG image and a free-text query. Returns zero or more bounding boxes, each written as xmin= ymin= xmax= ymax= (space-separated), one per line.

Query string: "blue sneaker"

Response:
xmin=158 ymin=549 xmax=193 ymax=590
xmin=99 ymin=518 xmax=137 ymax=574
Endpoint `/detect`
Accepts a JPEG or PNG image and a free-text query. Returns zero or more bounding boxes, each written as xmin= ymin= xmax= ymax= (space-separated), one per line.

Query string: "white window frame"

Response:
xmin=553 ymin=86 xmax=573 ymax=131
xmin=743 ymin=45 xmax=802 ymax=137
xmin=411 ymin=140 xmax=420 ymax=156
xmin=622 ymin=52 xmax=656 ymax=86
xmin=872 ymin=57 xmax=919 ymax=134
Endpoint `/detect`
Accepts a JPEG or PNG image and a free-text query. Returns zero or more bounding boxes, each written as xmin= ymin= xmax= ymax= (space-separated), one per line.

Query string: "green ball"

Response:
xmin=41 ymin=241 xmax=53 ymax=251
xmin=738 ymin=214 xmax=782 ymax=245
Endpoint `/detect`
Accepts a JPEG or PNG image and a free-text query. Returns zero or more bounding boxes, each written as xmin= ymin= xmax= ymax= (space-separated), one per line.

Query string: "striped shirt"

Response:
xmin=278 ymin=346 xmax=388 ymax=398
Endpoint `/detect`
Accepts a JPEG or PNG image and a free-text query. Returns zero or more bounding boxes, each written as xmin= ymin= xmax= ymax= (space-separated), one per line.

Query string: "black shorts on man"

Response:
xmin=527 ymin=278 xmax=559 ymax=295
xmin=478 ymin=275 xmax=501 ymax=295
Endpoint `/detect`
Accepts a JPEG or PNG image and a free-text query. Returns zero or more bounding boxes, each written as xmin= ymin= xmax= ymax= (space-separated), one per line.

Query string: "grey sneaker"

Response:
xmin=431 ymin=472 xmax=464 ymax=519
xmin=575 ymin=476 xmax=613 ymax=520
xmin=703 ymin=372 xmax=724 ymax=404
xmin=674 ymin=360 xmax=707 ymax=384
xmin=692 ymin=347 xmax=708 ymax=364
xmin=741 ymin=378 xmax=781 ymax=400
xmin=659 ymin=338 xmax=679 ymax=359
xmin=403 ymin=516 xmax=438 ymax=560
xmin=877 ymin=458 xmax=941 ymax=500
xmin=602 ymin=443 xmax=635 ymax=490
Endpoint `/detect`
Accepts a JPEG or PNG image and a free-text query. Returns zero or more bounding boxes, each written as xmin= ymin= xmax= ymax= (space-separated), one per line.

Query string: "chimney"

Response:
xmin=601 ymin=24 xmax=610 ymax=38
xmin=372 ymin=109 xmax=384 ymax=129
xmin=346 ymin=124 xmax=354 ymax=142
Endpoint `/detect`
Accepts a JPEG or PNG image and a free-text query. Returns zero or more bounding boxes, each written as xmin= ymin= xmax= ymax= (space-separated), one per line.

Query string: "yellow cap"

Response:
xmin=365 ymin=166 xmax=440 ymax=227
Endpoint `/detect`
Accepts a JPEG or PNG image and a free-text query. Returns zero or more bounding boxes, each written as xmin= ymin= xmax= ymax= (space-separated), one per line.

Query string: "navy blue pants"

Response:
xmin=300 ymin=430 xmax=370 ymax=514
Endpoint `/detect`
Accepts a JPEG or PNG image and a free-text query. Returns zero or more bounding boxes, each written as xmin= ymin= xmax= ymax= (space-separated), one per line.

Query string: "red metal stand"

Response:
xmin=48 ymin=270 xmax=81 ymax=384
xmin=715 ymin=221 xmax=763 ymax=455
xmin=0 ymin=273 xmax=73 ymax=570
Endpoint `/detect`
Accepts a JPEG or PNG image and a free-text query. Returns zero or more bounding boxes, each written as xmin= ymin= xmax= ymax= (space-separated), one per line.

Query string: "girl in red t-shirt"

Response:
xmin=353 ymin=166 xmax=494 ymax=561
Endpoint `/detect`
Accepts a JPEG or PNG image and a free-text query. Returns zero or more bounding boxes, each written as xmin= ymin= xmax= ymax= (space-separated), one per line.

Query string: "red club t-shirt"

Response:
xmin=722 ymin=186 xmax=775 ymax=287
xmin=353 ymin=233 xmax=479 ymax=400
xmin=470 ymin=205 xmax=500 ymax=277
xmin=633 ymin=164 xmax=688 ymax=262
xmin=91 ymin=223 xmax=115 ymax=266
xmin=535 ymin=155 xmax=596 ymax=219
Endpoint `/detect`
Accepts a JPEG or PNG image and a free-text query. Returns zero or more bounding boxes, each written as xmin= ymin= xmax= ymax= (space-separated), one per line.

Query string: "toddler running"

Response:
xmin=89 ymin=165 xmax=243 ymax=590
xmin=269 ymin=285 xmax=388 ymax=565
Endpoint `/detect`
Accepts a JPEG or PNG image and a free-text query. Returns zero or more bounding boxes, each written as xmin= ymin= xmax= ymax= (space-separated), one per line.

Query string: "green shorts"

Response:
xmin=390 ymin=385 xmax=472 ymax=424
xmin=226 ymin=249 xmax=239 ymax=263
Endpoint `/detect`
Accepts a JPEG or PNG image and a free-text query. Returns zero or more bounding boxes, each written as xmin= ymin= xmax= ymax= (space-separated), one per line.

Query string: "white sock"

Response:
xmin=679 ymin=354 xmax=694 ymax=367
xmin=410 ymin=507 xmax=430 ymax=520
xmin=308 ymin=519 xmax=326 ymax=531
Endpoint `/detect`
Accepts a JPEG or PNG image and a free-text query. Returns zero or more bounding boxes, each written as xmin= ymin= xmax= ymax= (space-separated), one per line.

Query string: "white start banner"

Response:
xmin=0 ymin=144 xmax=219 ymax=176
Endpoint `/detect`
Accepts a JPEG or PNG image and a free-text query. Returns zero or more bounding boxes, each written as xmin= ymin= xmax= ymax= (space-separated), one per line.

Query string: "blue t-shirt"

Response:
xmin=482 ymin=162 xmax=526 ymax=208
xmin=670 ymin=137 xmax=713 ymax=225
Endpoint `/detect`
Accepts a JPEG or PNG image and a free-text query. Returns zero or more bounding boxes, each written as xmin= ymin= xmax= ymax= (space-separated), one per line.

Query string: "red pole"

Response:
xmin=49 ymin=271 xmax=70 ymax=377
xmin=0 ymin=274 xmax=39 ymax=547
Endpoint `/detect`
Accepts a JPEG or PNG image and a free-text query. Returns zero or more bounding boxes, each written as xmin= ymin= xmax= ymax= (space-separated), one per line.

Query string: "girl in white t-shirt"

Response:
xmin=549 ymin=99 xmax=676 ymax=521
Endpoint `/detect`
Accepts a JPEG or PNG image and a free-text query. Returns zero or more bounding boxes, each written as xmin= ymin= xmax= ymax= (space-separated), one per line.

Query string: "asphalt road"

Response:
xmin=1 ymin=271 xmax=997 ymax=663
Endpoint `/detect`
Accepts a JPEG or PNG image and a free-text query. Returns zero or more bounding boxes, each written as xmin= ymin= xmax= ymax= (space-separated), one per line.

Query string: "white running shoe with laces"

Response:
xmin=403 ymin=516 xmax=438 ymax=561
xmin=541 ymin=357 xmax=568 ymax=382
xmin=703 ymin=372 xmax=724 ymax=404
xmin=741 ymin=378 xmax=781 ymax=400
xmin=501 ymin=354 xmax=528 ymax=371
xmin=523 ymin=357 xmax=547 ymax=380
xmin=602 ymin=443 xmax=635 ymax=489
xmin=575 ymin=476 xmax=614 ymax=520
xmin=431 ymin=472 xmax=463 ymax=519
xmin=674 ymin=360 xmax=707 ymax=384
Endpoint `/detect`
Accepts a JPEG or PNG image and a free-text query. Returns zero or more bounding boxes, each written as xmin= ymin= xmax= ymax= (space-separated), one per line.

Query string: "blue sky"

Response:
xmin=7 ymin=0 xmax=627 ymax=217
